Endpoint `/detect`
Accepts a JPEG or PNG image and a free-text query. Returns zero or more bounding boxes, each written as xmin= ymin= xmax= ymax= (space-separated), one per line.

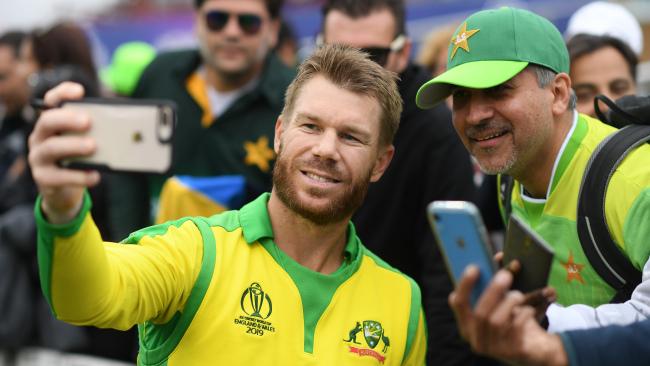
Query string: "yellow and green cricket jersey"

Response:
xmin=36 ymin=193 xmax=426 ymax=365
xmin=499 ymin=114 xmax=650 ymax=306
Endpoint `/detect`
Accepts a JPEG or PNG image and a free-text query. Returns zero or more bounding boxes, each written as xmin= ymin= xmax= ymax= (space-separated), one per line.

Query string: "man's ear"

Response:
xmin=274 ymin=115 xmax=284 ymax=154
xmin=551 ymin=73 xmax=572 ymax=116
xmin=370 ymin=144 xmax=395 ymax=182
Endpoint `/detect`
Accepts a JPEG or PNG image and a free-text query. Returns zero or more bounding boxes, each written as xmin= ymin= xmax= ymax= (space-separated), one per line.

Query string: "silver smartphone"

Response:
xmin=427 ymin=201 xmax=497 ymax=307
xmin=59 ymin=98 xmax=175 ymax=174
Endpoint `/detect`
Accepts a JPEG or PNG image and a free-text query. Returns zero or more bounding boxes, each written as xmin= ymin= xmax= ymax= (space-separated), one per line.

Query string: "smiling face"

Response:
xmin=571 ymin=45 xmax=636 ymax=117
xmin=451 ymin=68 xmax=558 ymax=177
xmin=272 ymin=74 xmax=393 ymax=225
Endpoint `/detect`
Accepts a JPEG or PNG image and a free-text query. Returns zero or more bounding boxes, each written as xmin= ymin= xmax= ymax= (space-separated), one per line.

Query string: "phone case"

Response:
xmin=503 ymin=215 xmax=555 ymax=293
xmin=60 ymin=98 xmax=175 ymax=174
xmin=427 ymin=201 xmax=496 ymax=306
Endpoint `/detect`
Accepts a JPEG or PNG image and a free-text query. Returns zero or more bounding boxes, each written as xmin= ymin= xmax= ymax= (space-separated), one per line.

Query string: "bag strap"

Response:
xmin=577 ymin=124 xmax=650 ymax=303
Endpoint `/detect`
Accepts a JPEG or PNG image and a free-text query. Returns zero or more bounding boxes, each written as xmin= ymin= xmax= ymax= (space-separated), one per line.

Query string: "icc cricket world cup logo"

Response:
xmin=240 ymin=282 xmax=273 ymax=319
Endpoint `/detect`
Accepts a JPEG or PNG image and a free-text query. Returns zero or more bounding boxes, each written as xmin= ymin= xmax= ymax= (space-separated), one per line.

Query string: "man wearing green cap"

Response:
xmin=417 ymin=7 xmax=650 ymax=334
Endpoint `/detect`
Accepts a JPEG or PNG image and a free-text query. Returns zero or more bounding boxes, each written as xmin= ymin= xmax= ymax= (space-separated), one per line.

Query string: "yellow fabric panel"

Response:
xmin=51 ymin=215 xmax=203 ymax=330
xmin=604 ymin=141 xmax=650 ymax=250
xmin=155 ymin=177 xmax=227 ymax=224
xmin=185 ymin=71 xmax=213 ymax=127
xmin=402 ymin=310 xmax=427 ymax=366
xmin=168 ymin=229 xmax=418 ymax=365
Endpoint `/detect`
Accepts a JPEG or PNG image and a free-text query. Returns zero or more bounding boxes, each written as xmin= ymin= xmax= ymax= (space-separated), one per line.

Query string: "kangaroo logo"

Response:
xmin=343 ymin=322 xmax=363 ymax=344
xmin=344 ymin=320 xmax=390 ymax=363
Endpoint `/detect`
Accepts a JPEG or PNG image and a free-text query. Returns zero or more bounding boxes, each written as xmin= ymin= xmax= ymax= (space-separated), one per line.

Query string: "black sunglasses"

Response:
xmin=359 ymin=35 xmax=406 ymax=66
xmin=317 ymin=34 xmax=406 ymax=66
xmin=205 ymin=10 xmax=263 ymax=35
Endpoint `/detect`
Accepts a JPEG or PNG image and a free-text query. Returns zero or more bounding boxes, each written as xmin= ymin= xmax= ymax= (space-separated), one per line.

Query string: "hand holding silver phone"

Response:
xmin=59 ymin=98 xmax=175 ymax=174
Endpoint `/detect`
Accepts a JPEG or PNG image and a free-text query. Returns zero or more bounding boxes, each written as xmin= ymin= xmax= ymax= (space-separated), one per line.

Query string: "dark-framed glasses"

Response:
xmin=317 ymin=34 xmax=406 ymax=66
xmin=205 ymin=10 xmax=263 ymax=35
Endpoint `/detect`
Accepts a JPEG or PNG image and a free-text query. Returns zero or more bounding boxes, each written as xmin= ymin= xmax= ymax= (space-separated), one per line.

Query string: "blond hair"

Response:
xmin=282 ymin=44 xmax=402 ymax=147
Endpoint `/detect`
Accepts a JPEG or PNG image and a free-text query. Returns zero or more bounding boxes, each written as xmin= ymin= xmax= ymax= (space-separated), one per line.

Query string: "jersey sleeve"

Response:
xmin=35 ymin=192 xmax=204 ymax=330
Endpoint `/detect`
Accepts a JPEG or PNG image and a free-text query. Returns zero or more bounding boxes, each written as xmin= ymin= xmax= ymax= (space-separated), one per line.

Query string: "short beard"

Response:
xmin=475 ymin=148 xmax=518 ymax=175
xmin=272 ymin=149 xmax=370 ymax=226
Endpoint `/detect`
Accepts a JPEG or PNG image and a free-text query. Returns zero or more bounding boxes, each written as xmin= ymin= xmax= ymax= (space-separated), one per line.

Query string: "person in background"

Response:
xmin=566 ymin=34 xmax=637 ymax=118
xmin=0 ymin=31 xmax=36 ymax=362
xmin=416 ymin=24 xmax=456 ymax=79
xmin=109 ymin=0 xmax=295 ymax=240
xmin=100 ymin=41 xmax=157 ymax=97
xmin=320 ymin=1 xmax=477 ymax=364
xmin=274 ymin=19 xmax=299 ymax=68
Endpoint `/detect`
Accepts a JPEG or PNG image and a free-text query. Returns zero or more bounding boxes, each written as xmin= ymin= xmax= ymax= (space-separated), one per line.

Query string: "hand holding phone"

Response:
xmin=427 ymin=201 xmax=497 ymax=306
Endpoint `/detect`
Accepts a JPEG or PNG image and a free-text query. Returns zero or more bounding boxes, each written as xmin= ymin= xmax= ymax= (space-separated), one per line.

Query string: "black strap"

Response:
xmin=577 ymin=124 xmax=650 ymax=303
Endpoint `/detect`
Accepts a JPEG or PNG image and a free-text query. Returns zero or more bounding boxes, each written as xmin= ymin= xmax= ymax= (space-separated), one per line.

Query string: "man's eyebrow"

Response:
xmin=295 ymin=112 xmax=322 ymax=123
xmin=572 ymin=83 xmax=598 ymax=91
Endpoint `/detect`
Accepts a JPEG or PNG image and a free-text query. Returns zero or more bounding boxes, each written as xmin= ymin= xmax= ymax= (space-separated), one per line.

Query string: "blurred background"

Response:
xmin=2 ymin=0 xmax=650 ymax=93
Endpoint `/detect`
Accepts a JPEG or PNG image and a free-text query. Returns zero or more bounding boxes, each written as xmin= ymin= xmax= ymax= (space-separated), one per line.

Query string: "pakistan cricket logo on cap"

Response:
xmin=343 ymin=320 xmax=390 ymax=362
xmin=450 ymin=22 xmax=480 ymax=59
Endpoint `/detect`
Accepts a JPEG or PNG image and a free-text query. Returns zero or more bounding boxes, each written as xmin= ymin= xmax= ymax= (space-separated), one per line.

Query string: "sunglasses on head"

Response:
xmin=205 ymin=10 xmax=263 ymax=35
xmin=316 ymin=34 xmax=406 ymax=66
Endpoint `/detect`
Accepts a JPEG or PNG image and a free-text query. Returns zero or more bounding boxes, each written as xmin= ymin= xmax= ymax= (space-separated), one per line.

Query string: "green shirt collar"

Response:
xmin=238 ymin=193 xmax=359 ymax=261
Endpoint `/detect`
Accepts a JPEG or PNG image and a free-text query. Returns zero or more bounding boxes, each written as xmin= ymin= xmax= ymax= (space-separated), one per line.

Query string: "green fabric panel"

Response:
xmin=361 ymin=249 xmax=422 ymax=362
xmin=137 ymin=217 xmax=216 ymax=365
xmin=204 ymin=208 xmax=243 ymax=232
xmin=513 ymin=209 xmax=616 ymax=306
xmin=121 ymin=217 xmax=197 ymax=244
xmin=258 ymin=228 xmax=362 ymax=354
xmin=622 ymin=188 xmax=650 ymax=270
xmin=34 ymin=191 xmax=92 ymax=312
xmin=549 ymin=115 xmax=588 ymax=196
xmin=519 ymin=196 xmax=545 ymax=226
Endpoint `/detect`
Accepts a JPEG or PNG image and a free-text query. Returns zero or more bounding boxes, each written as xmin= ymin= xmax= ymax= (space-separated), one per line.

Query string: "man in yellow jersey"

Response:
xmin=28 ymin=44 xmax=426 ymax=365
xmin=415 ymin=6 xmax=650 ymax=343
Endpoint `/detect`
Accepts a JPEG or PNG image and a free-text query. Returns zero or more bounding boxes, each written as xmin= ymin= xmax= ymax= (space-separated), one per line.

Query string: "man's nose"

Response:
xmin=465 ymin=94 xmax=495 ymax=125
xmin=312 ymin=130 xmax=339 ymax=160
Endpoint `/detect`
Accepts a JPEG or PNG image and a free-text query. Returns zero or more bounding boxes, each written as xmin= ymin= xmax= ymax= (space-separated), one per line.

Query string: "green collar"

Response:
xmin=238 ymin=193 xmax=359 ymax=261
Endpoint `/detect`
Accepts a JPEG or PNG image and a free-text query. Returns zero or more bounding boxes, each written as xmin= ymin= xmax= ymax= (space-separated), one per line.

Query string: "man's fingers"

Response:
xmin=35 ymin=166 xmax=100 ymax=189
xmin=43 ymin=81 xmax=85 ymax=108
xmin=449 ymin=265 xmax=480 ymax=339
xmin=29 ymin=134 xmax=96 ymax=167
xmin=29 ymin=109 xmax=91 ymax=148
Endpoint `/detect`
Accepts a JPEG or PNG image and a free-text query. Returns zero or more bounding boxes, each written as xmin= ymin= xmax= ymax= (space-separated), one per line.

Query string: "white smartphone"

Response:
xmin=427 ymin=201 xmax=497 ymax=306
xmin=59 ymin=98 xmax=175 ymax=174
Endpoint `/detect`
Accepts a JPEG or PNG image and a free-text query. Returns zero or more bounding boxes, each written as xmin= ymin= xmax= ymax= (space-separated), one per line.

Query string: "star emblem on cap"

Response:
xmin=450 ymin=22 xmax=480 ymax=59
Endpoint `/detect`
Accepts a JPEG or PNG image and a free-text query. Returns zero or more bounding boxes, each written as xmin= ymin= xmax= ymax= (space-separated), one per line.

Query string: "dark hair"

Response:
xmin=282 ymin=44 xmax=402 ymax=147
xmin=30 ymin=23 xmax=99 ymax=95
xmin=567 ymin=34 xmax=638 ymax=80
xmin=0 ymin=31 xmax=27 ymax=57
xmin=194 ymin=0 xmax=284 ymax=19
xmin=321 ymin=0 xmax=406 ymax=37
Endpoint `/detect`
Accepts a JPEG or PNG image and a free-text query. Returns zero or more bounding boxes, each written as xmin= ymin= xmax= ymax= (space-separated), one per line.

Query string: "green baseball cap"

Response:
xmin=101 ymin=41 xmax=156 ymax=96
xmin=416 ymin=7 xmax=569 ymax=109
